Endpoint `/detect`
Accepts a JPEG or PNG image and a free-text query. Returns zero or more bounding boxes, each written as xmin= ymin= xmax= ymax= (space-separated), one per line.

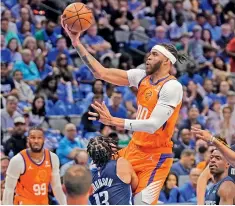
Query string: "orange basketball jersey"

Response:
xmin=14 ymin=149 xmax=52 ymax=205
xmin=132 ymin=75 xmax=182 ymax=150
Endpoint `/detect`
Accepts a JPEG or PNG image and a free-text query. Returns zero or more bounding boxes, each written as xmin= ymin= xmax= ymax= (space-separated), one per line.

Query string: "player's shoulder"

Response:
xmin=10 ymin=153 xmax=24 ymax=163
xmin=160 ymin=79 xmax=183 ymax=95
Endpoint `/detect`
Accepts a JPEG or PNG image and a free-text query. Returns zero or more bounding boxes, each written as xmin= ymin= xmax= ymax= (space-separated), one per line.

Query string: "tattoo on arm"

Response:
xmin=75 ymin=46 xmax=97 ymax=74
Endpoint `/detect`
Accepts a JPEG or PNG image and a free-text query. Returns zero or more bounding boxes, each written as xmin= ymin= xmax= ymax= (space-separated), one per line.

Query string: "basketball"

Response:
xmin=62 ymin=3 xmax=94 ymax=33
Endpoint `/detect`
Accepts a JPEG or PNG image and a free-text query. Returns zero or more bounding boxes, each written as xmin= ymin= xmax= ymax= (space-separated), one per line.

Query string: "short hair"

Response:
xmin=181 ymin=149 xmax=195 ymax=158
xmin=28 ymin=127 xmax=44 ymax=135
xmin=112 ymin=90 xmax=122 ymax=96
xmin=6 ymin=96 xmax=18 ymax=104
xmin=1 ymin=156 xmax=10 ymax=161
xmin=63 ymin=165 xmax=92 ymax=197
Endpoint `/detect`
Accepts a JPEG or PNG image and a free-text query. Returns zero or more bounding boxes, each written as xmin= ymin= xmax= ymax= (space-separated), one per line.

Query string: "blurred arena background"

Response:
xmin=1 ymin=0 xmax=235 ymax=204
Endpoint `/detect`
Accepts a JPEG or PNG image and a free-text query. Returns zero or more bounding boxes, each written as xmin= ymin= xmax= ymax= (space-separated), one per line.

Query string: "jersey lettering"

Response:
xmin=136 ymin=105 xmax=148 ymax=120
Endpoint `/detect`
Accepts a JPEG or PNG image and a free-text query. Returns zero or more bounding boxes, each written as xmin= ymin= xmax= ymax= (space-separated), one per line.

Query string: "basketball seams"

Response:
xmin=74 ymin=3 xmax=83 ymax=31
xmin=78 ymin=18 xmax=92 ymax=24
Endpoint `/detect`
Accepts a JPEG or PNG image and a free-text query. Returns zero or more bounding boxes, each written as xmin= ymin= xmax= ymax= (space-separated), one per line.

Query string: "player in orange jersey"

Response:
xmin=2 ymin=127 xmax=66 ymax=205
xmin=61 ymin=20 xmax=188 ymax=204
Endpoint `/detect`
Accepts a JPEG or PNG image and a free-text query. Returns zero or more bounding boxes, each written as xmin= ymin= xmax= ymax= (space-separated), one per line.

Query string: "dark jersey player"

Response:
xmin=87 ymin=136 xmax=138 ymax=205
xmin=205 ymin=149 xmax=235 ymax=205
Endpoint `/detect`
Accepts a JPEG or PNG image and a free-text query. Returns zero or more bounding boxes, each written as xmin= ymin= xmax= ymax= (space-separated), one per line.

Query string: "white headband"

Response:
xmin=151 ymin=45 xmax=177 ymax=64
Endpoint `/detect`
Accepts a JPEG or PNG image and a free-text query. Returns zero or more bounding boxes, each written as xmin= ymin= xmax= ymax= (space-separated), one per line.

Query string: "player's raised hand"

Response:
xmin=61 ymin=18 xmax=80 ymax=46
xmin=191 ymin=127 xmax=212 ymax=142
xmin=88 ymin=101 xmax=113 ymax=125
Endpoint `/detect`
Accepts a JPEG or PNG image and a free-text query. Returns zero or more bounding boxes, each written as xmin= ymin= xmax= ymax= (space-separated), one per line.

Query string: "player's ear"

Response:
xmin=88 ymin=185 xmax=94 ymax=196
xmin=62 ymin=184 xmax=67 ymax=195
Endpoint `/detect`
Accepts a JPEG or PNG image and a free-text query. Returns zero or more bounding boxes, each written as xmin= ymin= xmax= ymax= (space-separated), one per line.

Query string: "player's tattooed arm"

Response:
xmin=75 ymin=44 xmax=102 ymax=76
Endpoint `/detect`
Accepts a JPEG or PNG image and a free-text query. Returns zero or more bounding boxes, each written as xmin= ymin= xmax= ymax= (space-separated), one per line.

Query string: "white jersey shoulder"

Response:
xmin=158 ymin=80 xmax=183 ymax=107
xmin=127 ymin=69 xmax=146 ymax=88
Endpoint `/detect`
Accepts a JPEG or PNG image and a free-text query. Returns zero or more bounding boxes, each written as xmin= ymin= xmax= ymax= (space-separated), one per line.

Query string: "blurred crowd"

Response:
xmin=1 ymin=0 xmax=235 ymax=204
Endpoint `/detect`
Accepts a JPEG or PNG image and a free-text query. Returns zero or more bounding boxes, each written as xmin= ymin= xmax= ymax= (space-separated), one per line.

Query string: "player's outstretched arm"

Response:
xmin=197 ymin=165 xmax=212 ymax=205
xmin=2 ymin=155 xmax=23 ymax=205
xmin=218 ymin=181 xmax=235 ymax=205
xmin=50 ymin=152 xmax=67 ymax=205
xmin=61 ymin=22 xmax=129 ymax=86
xmin=191 ymin=127 xmax=235 ymax=168
xmin=89 ymin=80 xmax=182 ymax=134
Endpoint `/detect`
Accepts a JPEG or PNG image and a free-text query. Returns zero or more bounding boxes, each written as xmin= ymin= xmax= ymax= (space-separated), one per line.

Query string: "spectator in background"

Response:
xmin=159 ymin=172 xmax=182 ymax=203
xmin=213 ymin=57 xmax=230 ymax=83
xmin=4 ymin=116 xmax=27 ymax=157
xmin=110 ymin=0 xmax=135 ymax=30
xmin=195 ymin=139 xmax=208 ymax=164
xmin=147 ymin=26 xmax=170 ymax=51
xmin=10 ymin=0 xmax=34 ymax=19
xmin=218 ymin=106 xmax=235 ymax=145
xmin=217 ymin=81 xmax=230 ymax=104
xmin=35 ymin=19 xmax=57 ymax=48
xmin=204 ymin=15 xmax=221 ymax=41
xmin=0 ymin=35 xmax=12 ymax=65
xmin=60 ymin=151 xmax=89 ymax=177
xmin=201 ymin=29 xmax=218 ymax=49
xmin=35 ymin=75 xmax=58 ymax=102
xmin=171 ymin=149 xmax=195 ymax=176
xmin=18 ymin=21 xmax=33 ymax=43
xmin=160 ymin=2 xmax=173 ymax=25
xmin=1 ymin=62 xmax=18 ymax=99
xmin=1 ymin=18 xmax=20 ymax=45
xmin=47 ymin=35 xmax=73 ymax=67
xmin=13 ymin=49 xmax=40 ymax=86
xmin=35 ymin=55 xmax=53 ymax=80
xmin=108 ymin=91 xmax=127 ymax=118
xmin=81 ymin=94 xmax=104 ymax=135
xmin=1 ymin=9 xmax=17 ymax=33
xmin=56 ymin=123 xmax=84 ymax=165
xmin=63 ymin=165 xmax=92 ymax=205
xmin=188 ymin=25 xmax=204 ymax=61
xmin=82 ymin=25 xmax=113 ymax=61
xmin=28 ymin=95 xmax=46 ymax=127
xmin=6 ymin=38 xmax=22 ymax=62
xmin=13 ymin=70 xmax=34 ymax=104
xmin=179 ymin=105 xmax=204 ymax=131
xmin=179 ymin=168 xmax=201 ymax=203
xmin=1 ymin=157 xmax=9 ymax=181
xmin=85 ymin=79 xmax=108 ymax=107
xmin=169 ymin=13 xmax=188 ymax=41
xmin=22 ymin=36 xmax=38 ymax=60
xmin=206 ymin=101 xmax=221 ymax=134
xmin=216 ymin=23 xmax=233 ymax=49
xmin=16 ymin=7 xmax=35 ymax=35
xmin=1 ymin=96 xmax=22 ymax=142
xmin=223 ymin=91 xmax=235 ymax=123
xmin=173 ymin=128 xmax=194 ymax=159
xmin=123 ymin=87 xmax=137 ymax=117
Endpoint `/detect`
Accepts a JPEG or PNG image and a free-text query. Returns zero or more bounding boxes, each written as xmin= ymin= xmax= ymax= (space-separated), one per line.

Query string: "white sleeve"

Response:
xmin=50 ymin=152 xmax=67 ymax=205
xmin=3 ymin=154 xmax=24 ymax=205
xmin=157 ymin=80 xmax=183 ymax=107
xmin=127 ymin=69 xmax=146 ymax=88
xmin=124 ymin=80 xmax=183 ymax=134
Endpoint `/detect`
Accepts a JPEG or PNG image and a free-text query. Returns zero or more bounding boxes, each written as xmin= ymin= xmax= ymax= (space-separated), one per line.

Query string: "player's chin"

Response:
xmin=31 ymin=146 xmax=43 ymax=153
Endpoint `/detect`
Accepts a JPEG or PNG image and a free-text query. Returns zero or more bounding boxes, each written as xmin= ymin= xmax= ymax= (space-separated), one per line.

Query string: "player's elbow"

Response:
xmin=95 ymin=67 xmax=108 ymax=80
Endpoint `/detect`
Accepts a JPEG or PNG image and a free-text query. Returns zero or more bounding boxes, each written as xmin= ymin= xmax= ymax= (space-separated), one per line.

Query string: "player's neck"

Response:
xmin=213 ymin=171 xmax=228 ymax=183
xmin=151 ymin=71 xmax=170 ymax=84
xmin=67 ymin=196 xmax=88 ymax=205
xmin=28 ymin=149 xmax=44 ymax=161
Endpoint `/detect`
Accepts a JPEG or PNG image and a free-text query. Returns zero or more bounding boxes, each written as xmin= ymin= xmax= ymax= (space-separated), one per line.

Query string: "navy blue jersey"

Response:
xmin=205 ymin=176 xmax=234 ymax=205
xmin=228 ymin=145 xmax=235 ymax=181
xmin=89 ymin=160 xmax=132 ymax=205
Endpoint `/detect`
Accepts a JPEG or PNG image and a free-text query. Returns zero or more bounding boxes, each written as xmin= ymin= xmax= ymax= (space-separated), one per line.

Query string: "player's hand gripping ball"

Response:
xmin=62 ymin=3 xmax=94 ymax=33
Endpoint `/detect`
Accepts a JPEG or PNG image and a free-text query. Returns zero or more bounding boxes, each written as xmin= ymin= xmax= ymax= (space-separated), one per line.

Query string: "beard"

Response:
xmin=146 ymin=61 xmax=162 ymax=75
xmin=29 ymin=142 xmax=44 ymax=153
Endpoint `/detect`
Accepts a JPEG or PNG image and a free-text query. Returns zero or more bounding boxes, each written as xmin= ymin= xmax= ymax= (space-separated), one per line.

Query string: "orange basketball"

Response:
xmin=62 ymin=3 xmax=94 ymax=33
